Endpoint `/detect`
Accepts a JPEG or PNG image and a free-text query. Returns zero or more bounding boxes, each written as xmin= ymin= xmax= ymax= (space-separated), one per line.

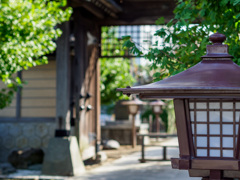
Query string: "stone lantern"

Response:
xmin=122 ymin=98 xmax=146 ymax=148
xmin=149 ymin=100 xmax=165 ymax=132
xmin=117 ymin=33 xmax=240 ymax=180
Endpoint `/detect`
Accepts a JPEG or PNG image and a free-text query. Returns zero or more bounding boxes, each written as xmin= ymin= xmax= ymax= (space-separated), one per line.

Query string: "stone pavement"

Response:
xmin=72 ymin=138 xmax=201 ymax=180
xmin=4 ymin=138 xmax=201 ymax=180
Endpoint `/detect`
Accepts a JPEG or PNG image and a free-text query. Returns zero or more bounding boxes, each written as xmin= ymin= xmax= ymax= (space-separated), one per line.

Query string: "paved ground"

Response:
xmin=4 ymin=138 xmax=201 ymax=180
xmin=73 ymin=138 xmax=200 ymax=180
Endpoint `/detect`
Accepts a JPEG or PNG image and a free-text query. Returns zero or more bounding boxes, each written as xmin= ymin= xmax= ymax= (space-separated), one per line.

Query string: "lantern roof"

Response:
xmin=121 ymin=96 xmax=147 ymax=105
xmin=149 ymin=100 xmax=165 ymax=106
xmin=117 ymin=33 xmax=240 ymax=99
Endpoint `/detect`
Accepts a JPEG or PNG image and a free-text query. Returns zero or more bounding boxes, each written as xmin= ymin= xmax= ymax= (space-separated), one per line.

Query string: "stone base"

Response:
xmin=42 ymin=136 xmax=85 ymax=176
xmin=101 ymin=122 xmax=149 ymax=145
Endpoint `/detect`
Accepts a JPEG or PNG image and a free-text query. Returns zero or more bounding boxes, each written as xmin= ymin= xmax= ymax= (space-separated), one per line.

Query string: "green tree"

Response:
xmin=101 ymin=58 xmax=135 ymax=105
xmin=0 ymin=0 xmax=72 ymax=108
xmin=101 ymin=26 xmax=135 ymax=106
xmin=124 ymin=0 xmax=240 ymax=80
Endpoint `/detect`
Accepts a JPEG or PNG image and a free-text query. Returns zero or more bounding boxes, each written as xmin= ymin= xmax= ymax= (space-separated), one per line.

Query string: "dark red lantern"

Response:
xmin=117 ymin=33 xmax=240 ymax=180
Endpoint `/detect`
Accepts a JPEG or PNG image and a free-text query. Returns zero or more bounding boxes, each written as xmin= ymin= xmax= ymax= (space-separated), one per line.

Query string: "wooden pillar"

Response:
xmin=95 ymin=27 xmax=101 ymax=155
xmin=56 ymin=21 xmax=70 ymax=134
xmin=74 ymin=10 xmax=87 ymax=143
xmin=173 ymin=99 xmax=192 ymax=169
xmin=43 ymin=19 xmax=85 ymax=176
xmin=132 ymin=114 xmax=136 ymax=148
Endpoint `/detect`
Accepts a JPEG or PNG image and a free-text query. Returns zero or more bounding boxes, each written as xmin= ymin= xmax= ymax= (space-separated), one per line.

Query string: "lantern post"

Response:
xmin=117 ymin=33 xmax=240 ymax=180
xmin=149 ymin=100 xmax=165 ymax=133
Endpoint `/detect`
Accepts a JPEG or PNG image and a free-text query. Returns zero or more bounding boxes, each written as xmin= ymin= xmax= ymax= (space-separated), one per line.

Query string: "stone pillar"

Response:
xmin=42 ymin=136 xmax=85 ymax=176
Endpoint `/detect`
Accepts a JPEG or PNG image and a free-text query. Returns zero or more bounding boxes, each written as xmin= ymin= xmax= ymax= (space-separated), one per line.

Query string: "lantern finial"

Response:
xmin=201 ymin=32 xmax=233 ymax=59
xmin=209 ymin=32 xmax=226 ymax=45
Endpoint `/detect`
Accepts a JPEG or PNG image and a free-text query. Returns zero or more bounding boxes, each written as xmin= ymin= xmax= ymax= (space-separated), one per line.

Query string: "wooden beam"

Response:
xmin=70 ymin=1 xmax=105 ymax=19
xmin=99 ymin=0 xmax=122 ymax=13
xmin=82 ymin=2 xmax=105 ymax=19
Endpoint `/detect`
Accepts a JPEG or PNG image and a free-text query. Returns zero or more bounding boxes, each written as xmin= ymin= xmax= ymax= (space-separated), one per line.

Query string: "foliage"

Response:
xmin=100 ymin=58 xmax=135 ymax=105
xmin=123 ymin=0 xmax=240 ymax=80
xmin=100 ymin=26 xmax=135 ymax=106
xmin=0 ymin=0 xmax=72 ymax=109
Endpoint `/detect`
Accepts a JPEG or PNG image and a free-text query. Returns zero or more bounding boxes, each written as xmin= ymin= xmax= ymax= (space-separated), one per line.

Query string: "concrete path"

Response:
xmin=5 ymin=138 xmax=201 ymax=180
xmin=73 ymin=138 xmax=201 ymax=180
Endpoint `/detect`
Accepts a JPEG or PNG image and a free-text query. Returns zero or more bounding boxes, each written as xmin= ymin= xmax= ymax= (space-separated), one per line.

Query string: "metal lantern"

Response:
xmin=117 ymin=33 xmax=240 ymax=180
xmin=149 ymin=100 xmax=165 ymax=132
xmin=122 ymin=98 xmax=146 ymax=148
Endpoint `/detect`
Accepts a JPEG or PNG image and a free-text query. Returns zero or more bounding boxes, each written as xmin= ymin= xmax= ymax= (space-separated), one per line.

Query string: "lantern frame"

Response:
xmin=117 ymin=33 xmax=240 ymax=179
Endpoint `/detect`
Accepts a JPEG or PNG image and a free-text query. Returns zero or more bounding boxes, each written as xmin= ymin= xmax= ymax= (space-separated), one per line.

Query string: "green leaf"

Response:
xmin=234 ymin=0 xmax=240 ymax=5
xmin=155 ymin=17 xmax=165 ymax=25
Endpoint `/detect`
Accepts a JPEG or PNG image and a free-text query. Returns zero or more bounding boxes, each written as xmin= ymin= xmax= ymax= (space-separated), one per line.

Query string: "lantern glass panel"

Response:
xmin=209 ymin=137 xmax=220 ymax=147
xmin=196 ymin=102 xmax=207 ymax=109
xmin=222 ymin=125 xmax=233 ymax=135
xmin=223 ymin=150 xmax=233 ymax=157
xmin=236 ymin=103 xmax=240 ymax=109
xmin=197 ymin=137 xmax=207 ymax=147
xmin=197 ymin=149 xmax=207 ymax=157
xmin=236 ymin=112 xmax=240 ymax=122
xmin=223 ymin=137 xmax=233 ymax=148
xmin=189 ymin=102 xmax=194 ymax=109
xmin=129 ymin=105 xmax=138 ymax=114
xmin=189 ymin=99 xmax=240 ymax=159
xmin=210 ymin=150 xmax=220 ymax=157
xmin=222 ymin=102 xmax=233 ymax=109
xmin=209 ymin=111 xmax=220 ymax=122
xmin=153 ymin=105 xmax=161 ymax=113
xmin=222 ymin=111 xmax=233 ymax=122
xmin=196 ymin=124 xmax=207 ymax=134
xmin=209 ymin=124 xmax=220 ymax=135
xmin=209 ymin=102 xmax=220 ymax=109
xmin=196 ymin=111 xmax=207 ymax=122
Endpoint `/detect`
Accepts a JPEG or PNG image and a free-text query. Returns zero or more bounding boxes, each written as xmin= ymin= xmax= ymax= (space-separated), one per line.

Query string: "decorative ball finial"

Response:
xmin=209 ymin=32 xmax=226 ymax=45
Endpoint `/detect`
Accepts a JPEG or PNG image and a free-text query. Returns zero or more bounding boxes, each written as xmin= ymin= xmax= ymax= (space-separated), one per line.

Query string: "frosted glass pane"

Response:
xmin=197 ymin=136 xmax=207 ymax=147
xmin=236 ymin=102 xmax=240 ymax=109
xmin=222 ymin=111 xmax=233 ymax=122
xmin=191 ymin=124 xmax=195 ymax=134
xmin=222 ymin=125 xmax=233 ymax=135
xmin=210 ymin=137 xmax=220 ymax=147
xmin=189 ymin=102 xmax=194 ymax=109
xmin=236 ymin=112 xmax=240 ymax=122
xmin=196 ymin=112 xmax=207 ymax=122
xmin=223 ymin=137 xmax=233 ymax=147
xmin=190 ymin=111 xmax=194 ymax=122
xmin=153 ymin=106 xmax=161 ymax=113
xmin=222 ymin=102 xmax=233 ymax=109
xmin=196 ymin=102 xmax=207 ymax=109
xmin=197 ymin=149 xmax=207 ymax=157
xmin=197 ymin=124 xmax=207 ymax=134
xmin=223 ymin=150 xmax=233 ymax=157
xmin=209 ymin=111 xmax=220 ymax=122
xmin=209 ymin=102 xmax=220 ymax=109
xmin=129 ymin=105 xmax=138 ymax=114
xmin=236 ymin=125 xmax=239 ymax=135
xmin=210 ymin=150 xmax=220 ymax=157
xmin=210 ymin=124 xmax=220 ymax=135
